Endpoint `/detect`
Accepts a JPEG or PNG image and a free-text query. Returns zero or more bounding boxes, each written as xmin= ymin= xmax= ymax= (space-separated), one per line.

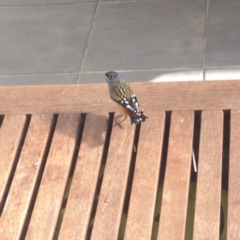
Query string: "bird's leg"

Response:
xmin=114 ymin=114 xmax=128 ymax=129
xmin=115 ymin=116 xmax=123 ymax=129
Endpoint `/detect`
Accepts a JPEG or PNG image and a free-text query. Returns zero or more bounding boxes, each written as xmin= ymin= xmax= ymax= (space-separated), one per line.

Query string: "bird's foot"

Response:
xmin=114 ymin=116 xmax=124 ymax=129
xmin=114 ymin=114 xmax=127 ymax=129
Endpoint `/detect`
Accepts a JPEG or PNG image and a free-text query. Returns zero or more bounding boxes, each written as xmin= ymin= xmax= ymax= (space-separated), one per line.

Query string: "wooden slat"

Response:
xmin=158 ymin=111 xmax=194 ymax=240
xmin=58 ymin=113 xmax=108 ymax=239
xmin=0 ymin=115 xmax=26 ymax=209
xmin=1 ymin=81 xmax=240 ymax=114
xmin=124 ymin=111 xmax=165 ymax=240
xmin=90 ymin=115 xmax=136 ymax=240
xmin=0 ymin=114 xmax=53 ymax=240
xmin=227 ymin=109 xmax=240 ymax=239
xmin=193 ymin=110 xmax=223 ymax=240
xmin=25 ymin=113 xmax=80 ymax=240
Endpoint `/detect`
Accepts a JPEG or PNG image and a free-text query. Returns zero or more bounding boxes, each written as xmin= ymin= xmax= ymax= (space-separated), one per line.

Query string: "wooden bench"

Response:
xmin=0 ymin=80 xmax=240 ymax=240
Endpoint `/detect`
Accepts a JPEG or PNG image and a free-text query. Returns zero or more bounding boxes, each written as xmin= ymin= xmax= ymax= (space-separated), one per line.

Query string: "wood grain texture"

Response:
xmin=227 ymin=109 xmax=240 ymax=239
xmin=90 ymin=115 xmax=136 ymax=240
xmin=0 ymin=115 xmax=26 ymax=209
xmin=124 ymin=111 xmax=165 ymax=240
xmin=0 ymin=114 xmax=53 ymax=240
xmin=1 ymin=80 xmax=240 ymax=114
xmin=193 ymin=111 xmax=223 ymax=240
xmin=25 ymin=113 xmax=80 ymax=240
xmin=158 ymin=111 xmax=194 ymax=240
xmin=58 ymin=113 xmax=108 ymax=240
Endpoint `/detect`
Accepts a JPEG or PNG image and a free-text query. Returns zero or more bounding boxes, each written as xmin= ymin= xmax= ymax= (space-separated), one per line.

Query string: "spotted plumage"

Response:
xmin=105 ymin=71 xmax=148 ymax=125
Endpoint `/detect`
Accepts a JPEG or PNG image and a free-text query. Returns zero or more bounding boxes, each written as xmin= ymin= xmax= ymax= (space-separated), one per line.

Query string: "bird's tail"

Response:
xmin=130 ymin=114 xmax=148 ymax=125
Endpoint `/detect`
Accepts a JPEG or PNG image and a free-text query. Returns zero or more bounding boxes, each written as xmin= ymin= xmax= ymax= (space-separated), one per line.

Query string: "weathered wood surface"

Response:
xmin=158 ymin=111 xmax=194 ymax=240
xmin=228 ymin=109 xmax=240 ymax=240
xmin=90 ymin=115 xmax=135 ymax=240
xmin=1 ymin=81 xmax=240 ymax=239
xmin=193 ymin=111 xmax=223 ymax=240
xmin=124 ymin=111 xmax=165 ymax=240
xmin=59 ymin=113 xmax=108 ymax=240
xmin=0 ymin=114 xmax=53 ymax=240
xmin=0 ymin=115 xmax=26 ymax=211
xmin=25 ymin=114 xmax=80 ymax=240
xmin=1 ymin=80 xmax=240 ymax=114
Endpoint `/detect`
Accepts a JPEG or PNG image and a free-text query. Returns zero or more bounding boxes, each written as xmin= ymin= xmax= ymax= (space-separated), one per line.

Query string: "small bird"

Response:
xmin=105 ymin=71 xmax=148 ymax=126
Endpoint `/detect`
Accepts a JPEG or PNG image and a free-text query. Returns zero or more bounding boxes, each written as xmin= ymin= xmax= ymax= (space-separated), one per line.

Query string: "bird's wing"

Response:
xmin=112 ymin=94 xmax=141 ymax=116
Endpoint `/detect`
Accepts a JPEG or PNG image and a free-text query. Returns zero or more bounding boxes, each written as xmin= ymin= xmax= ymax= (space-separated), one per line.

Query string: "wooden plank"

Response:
xmin=158 ymin=111 xmax=194 ymax=240
xmin=227 ymin=109 xmax=240 ymax=239
xmin=25 ymin=113 xmax=80 ymax=240
xmin=1 ymin=81 xmax=240 ymax=114
xmin=0 ymin=115 xmax=26 ymax=209
xmin=124 ymin=111 xmax=165 ymax=240
xmin=193 ymin=111 xmax=223 ymax=240
xmin=90 ymin=114 xmax=136 ymax=240
xmin=58 ymin=113 xmax=108 ymax=239
xmin=0 ymin=114 xmax=53 ymax=240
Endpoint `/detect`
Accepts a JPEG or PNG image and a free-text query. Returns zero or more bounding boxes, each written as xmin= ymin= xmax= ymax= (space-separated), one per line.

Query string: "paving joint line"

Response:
xmin=77 ymin=0 xmax=101 ymax=84
xmin=202 ymin=0 xmax=209 ymax=81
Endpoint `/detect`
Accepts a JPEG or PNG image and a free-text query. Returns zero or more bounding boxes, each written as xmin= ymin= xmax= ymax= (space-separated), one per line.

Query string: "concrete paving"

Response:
xmin=0 ymin=0 xmax=239 ymax=85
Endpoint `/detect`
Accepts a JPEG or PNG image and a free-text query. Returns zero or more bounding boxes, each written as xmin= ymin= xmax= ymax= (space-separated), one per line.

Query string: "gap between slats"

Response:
xmin=151 ymin=111 xmax=171 ymax=239
xmin=0 ymin=115 xmax=4 ymax=128
xmin=184 ymin=111 xmax=201 ymax=240
xmin=220 ymin=110 xmax=230 ymax=240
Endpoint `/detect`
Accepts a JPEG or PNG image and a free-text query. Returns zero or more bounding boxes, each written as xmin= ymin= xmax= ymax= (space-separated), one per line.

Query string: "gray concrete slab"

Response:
xmin=0 ymin=4 xmax=96 ymax=75
xmin=206 ymin=0 xmax=240 ymax=67
xmin=0 ymin=0 xmax=96 ymax=6
xmin=82 ymin=0 xmax=205 ymax=72
xmin=79 ymin=69 xmax=203 ymax=83
xmin=0 ymin=74 xmax=78 ymax=86
xmin=0 ymin=0 xmax=240 ymax=85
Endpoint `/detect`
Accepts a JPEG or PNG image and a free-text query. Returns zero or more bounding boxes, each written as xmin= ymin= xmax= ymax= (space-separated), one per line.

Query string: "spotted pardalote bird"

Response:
xmin=105 ymin=71 xmax=148 ymax=125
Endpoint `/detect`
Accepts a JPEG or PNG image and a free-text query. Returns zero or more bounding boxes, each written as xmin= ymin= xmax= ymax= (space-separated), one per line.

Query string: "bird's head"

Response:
xmin=105 ymin=71 xmax=121 ymax=86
